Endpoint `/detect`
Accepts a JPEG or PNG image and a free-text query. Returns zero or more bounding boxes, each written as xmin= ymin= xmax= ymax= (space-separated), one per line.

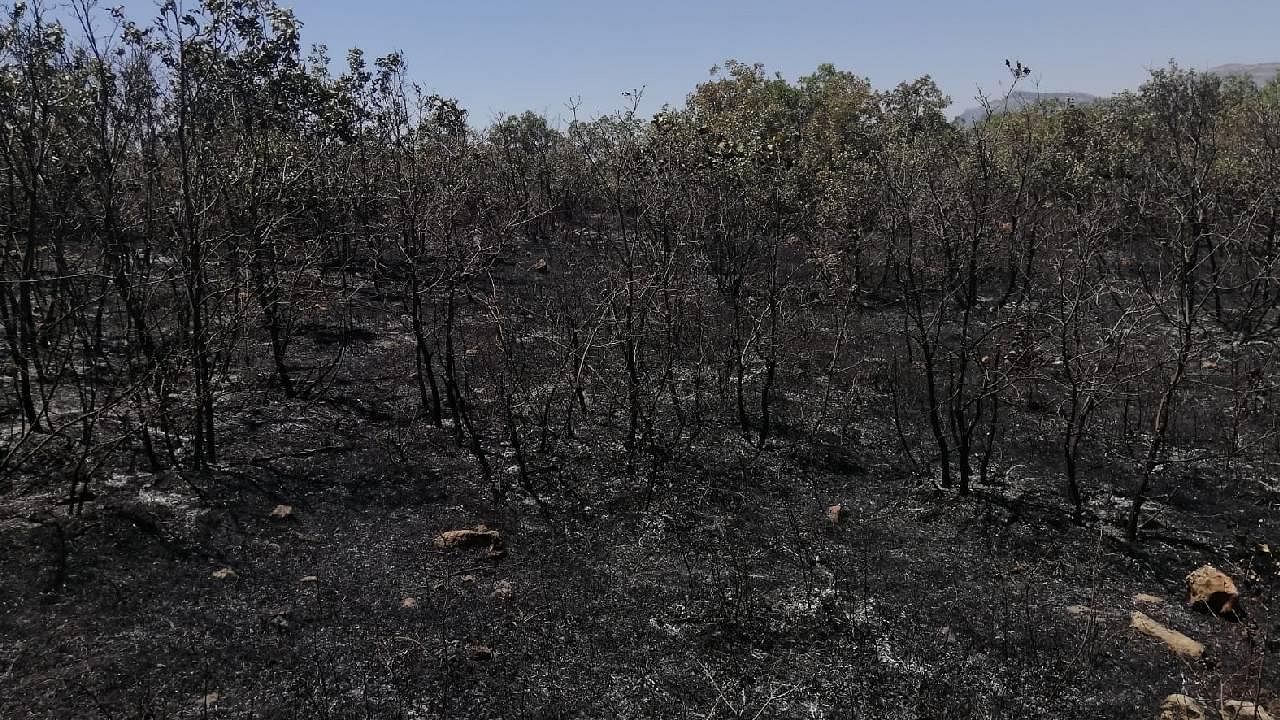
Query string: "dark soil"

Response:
xmin=2 ymin=310 xmax=1277 ymax=720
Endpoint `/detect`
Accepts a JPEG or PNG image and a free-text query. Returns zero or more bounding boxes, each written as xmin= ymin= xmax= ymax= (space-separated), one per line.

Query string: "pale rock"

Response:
xmin=1130 ymin=611 xmax=1205 ymax=659
xmin=1221 ymin=701 xmax=1274 ymax=720
xmin=1185 ymin=565 xmax=1240 ymax=615
xmin=434 ymin=525 xmax=501 ymax=549
xmin=1159 ymin=694 xmax=1206 ymax=720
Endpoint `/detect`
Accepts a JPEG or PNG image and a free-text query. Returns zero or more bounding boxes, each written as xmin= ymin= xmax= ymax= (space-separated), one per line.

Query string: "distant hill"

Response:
xmin=955 ymin=91 xmax=1099 ymax=126
xmin=953 ymin=62 xmax=1280 ymax=124
xmin=1205 ymin=62 xmax=1280 ymax=86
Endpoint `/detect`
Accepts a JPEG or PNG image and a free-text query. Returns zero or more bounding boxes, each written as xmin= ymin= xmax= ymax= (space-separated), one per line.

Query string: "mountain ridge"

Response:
xmin=954 ymin=61 xmax=1280 ymax=123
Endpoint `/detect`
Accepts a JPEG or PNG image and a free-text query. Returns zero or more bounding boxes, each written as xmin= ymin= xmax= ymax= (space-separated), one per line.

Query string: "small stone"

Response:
xmin=299 ymin=575 xmax=318 ymax=583
xmin=1135 ymin=593 xmax=1165 ymax=605
xmin=1185 ymin=565 xmax=1240 ymax=616
xmin=1159 ymin=694 xmax=1207 ymax=720
xmin=1130 ymin=611 xmax=1205 ymax=659
xmin=825 ymin=504 xmax=847 ymax=524
xmin=211 ymin=568 xmax=237 ymax=580
xmin=401 ymin=597 xmax=418 ymax=609
xmin=199 ymin=692 xmax=220 ymax=707
xmin=531 ymin=258 xmax=550 ymax=274
xmin=460 ymin=574 xmax=476 ymax=583
xmin=269 ymin=504 xmax=293 ymax=521
xmin=434 ymin=525 xmax=501 ymax=549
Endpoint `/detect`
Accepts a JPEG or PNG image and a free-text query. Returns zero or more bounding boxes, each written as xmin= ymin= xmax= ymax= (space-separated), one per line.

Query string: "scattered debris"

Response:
xmin=199 ymin=692 xmax=220 ymax=707
xmin=264 ymin=608 xmax=291 ymax=631
xmin=467 ymin=644 xmax=493 ymax=661
xmin=434 ymin=525 xmax=501 ymax=549
xmin=1185 ymin=565 xmax=1240 ymax=616
xmin=491 ymin=579 xmax=514 ymax=601
xmin=269 ymin=504 xmax=294 ymax=521
xmin=211 ymin=568 xmax=238 ymax=580
xmin=648 ymin=617 xmax=684 ymax=638
xmin=299 ymin=575 xmax=318 ymax=583
xmin=825 ymin=503 xmax=847 ymax=524
xmin=1066 ymin=604 xmax=1120 ymax=620
xmin=1159 ymin=694 xmax=1207 ymax=720
xmin=1130 ymin=611 xmax=1205 ymax=658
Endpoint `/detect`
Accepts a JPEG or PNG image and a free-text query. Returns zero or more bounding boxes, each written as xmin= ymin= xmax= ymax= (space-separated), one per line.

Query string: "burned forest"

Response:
xmin=1 ymin=2 xmax=1279 ymax=718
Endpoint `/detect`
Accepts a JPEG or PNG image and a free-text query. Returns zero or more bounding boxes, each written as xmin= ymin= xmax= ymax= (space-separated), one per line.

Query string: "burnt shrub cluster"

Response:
xmin=5 ymin=2 xmax=1279 ymax=546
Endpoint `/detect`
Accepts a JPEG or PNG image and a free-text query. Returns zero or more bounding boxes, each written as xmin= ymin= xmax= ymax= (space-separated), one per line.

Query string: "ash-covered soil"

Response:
xmin=2 ymin=331 xmax=1277 ymax=720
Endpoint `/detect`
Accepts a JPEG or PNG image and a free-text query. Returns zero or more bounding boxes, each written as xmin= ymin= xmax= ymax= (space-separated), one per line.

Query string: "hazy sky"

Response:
xmin=123 ymin=1 xmax=1280 ymax=122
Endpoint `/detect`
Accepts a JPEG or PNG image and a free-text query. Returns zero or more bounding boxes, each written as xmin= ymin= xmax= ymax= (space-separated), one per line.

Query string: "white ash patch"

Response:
xmin=105 ymin=472 xmax=156 ymax=490
xmin=648 ymin=616 xmax=684 ymax=638
xmin=776 ymin=585 xmax=836 ymax=619
xmin=136 ymin=489 xmax=188 ymax=508
xmin=874 ymin=636 xmax=929 ymax=676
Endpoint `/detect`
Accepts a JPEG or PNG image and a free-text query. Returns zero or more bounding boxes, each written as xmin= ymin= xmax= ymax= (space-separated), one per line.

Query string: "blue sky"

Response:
xmin=130 ymin=1 xmax=1280 ymax=123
